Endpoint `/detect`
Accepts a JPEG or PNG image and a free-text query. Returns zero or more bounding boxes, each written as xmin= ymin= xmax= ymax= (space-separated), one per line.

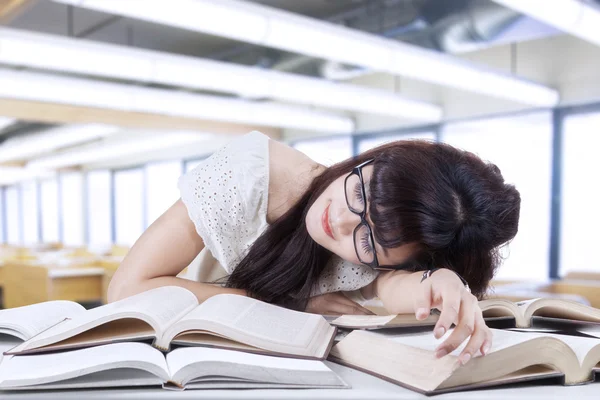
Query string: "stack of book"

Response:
xmin=0 ymin=286 xmax=346 ymax=391
xmin=2 ymin=286 xmax=600 ymax=394
xmin=328 ymin=296 xmax=600 ymax=394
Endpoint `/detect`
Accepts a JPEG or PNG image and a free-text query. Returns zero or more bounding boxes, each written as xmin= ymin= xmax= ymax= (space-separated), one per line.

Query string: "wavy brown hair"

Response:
xmin=226 ymin=140 xmax=521 ymax=310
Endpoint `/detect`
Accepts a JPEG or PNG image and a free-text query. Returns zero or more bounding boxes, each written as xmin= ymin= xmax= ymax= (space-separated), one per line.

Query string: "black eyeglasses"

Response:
xmin=344 ymin=159 xmax=382 ymax=270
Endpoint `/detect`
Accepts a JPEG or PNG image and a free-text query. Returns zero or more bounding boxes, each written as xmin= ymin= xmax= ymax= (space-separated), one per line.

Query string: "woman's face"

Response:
xmin=305 ymin=165 xmax=418 ymax=267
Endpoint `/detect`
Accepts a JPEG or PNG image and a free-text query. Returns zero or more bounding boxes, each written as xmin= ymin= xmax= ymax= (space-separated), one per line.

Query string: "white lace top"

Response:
xmin=178 ymin=131 xmax=378 ymax=296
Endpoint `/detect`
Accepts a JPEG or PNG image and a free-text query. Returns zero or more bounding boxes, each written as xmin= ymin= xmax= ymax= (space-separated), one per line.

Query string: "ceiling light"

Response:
xmin=0 ymin=28 xmax=441 ymax=121
xmin=28 ymin=131 xmax=213 ymax=170
xmin=490 ymin=0 xmax=600 ymax=47
xmin=0 ymin=124 xmax=119 ymax=163
xmin=0 ymin=68 xmax=354 ymax=133
xmin=53 ymin=0 xmax=559 ymax=106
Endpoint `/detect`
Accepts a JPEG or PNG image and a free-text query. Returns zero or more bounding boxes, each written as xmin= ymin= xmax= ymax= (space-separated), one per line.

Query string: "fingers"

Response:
xmin=305 ymin=292 xmax=374 ymax=316
xmin=435 ymin=292 xmax=492 ymax=365
xmin=413 ymin=279 xmax=433 ymax=320
xmin=330 ymin=295 xmax=374 ymax=315
xmin=433 ymin=287 xmax=461 ymax=339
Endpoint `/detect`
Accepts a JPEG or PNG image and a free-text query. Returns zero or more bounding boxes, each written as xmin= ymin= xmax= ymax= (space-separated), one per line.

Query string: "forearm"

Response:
xmin=108 ymin=275 xmax=247 ymax=303
xmin=374 ymin=270 xmax=424 ymax=314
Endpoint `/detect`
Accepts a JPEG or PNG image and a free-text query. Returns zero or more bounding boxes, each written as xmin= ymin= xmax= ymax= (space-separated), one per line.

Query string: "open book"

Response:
xmin=6 ymin=286 xmax=336 ymax=360
xmin=479 ymin=298 xmax=600 ymax=328
xmin=330 ymin=297 xmax=600 ymax=330
xmin=329 ymin=328 xmax=600 ymax=394
xmin=0 ymin=342 xmax=347 ymax=390
xmin=0 ymin=301 xmax=86 ymax=341
xmin=0 ymin=301 xmax=86 ymax=363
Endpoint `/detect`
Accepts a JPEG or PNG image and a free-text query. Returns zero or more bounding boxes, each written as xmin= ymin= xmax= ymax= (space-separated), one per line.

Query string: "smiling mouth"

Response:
xmin=322 ymin=203 xmax=334 ymax=239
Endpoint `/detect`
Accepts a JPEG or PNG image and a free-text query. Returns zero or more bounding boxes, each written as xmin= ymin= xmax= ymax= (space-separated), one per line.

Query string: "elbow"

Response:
xmin=107 ymin=274 xmax=137 ymax=303
xmin=106 ymin=278 xmax=124 ymax=303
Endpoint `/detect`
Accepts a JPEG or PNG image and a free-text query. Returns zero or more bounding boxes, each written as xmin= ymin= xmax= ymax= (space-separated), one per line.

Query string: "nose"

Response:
xmin=334 ymin=206 xmax=361 ymax=237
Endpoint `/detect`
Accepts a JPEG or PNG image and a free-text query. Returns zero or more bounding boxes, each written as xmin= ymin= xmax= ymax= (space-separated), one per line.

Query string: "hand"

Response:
xmin=305 ymin=292 xmax=375 ymax=316
xmin=413 ymin=269 xmax=492 ymax=365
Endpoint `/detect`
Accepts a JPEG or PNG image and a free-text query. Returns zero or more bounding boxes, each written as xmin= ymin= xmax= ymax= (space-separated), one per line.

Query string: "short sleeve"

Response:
xmin=178 ymin=131 xmax=270 ymax=272
xmin=312 ymin=256 xmax=379 ymax=296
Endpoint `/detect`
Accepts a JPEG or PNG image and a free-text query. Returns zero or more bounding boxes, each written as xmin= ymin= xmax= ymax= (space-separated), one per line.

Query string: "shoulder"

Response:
xmin=267 ymin=138 xmax=324 ymax=223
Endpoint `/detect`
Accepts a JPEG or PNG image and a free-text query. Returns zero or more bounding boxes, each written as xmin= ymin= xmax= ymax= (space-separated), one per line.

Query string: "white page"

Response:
xmin=362 ymin=328 xmax=538 ymax=358
xmin=181 ymin=294 xmax=318 ymax=347
xmin=19 ymin=286 xmax=197 ymax=350
xmin=577 ymin=325 xmax=600 ymax=338
xmin=0 ymin=343 xmax=169 ymax=387
xmin=0 ymin=301 xmax=85 ymax=339
xmin=167 ymin=347 xmax=331 ymax=378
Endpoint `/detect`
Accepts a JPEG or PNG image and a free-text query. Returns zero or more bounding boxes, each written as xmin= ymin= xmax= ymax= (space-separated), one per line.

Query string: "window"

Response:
xmin=40 ymin=179 xmax=60 ymax=243
xmin=441 ymin=112 xmax=552 ymax=281
xmin=560 ymin=112 xmax=600 ymax=276
xmin=114 ymin=168 xmax=144 ymax=246
xmin=5 ymin=186 xmax=21 ymax=245
xmin=21 ymin=181 xmax=39 ymax=245
xmin=185 ymin=158 xmax=204 ymax=172
xmin=86 ymin=170 xmax=112 ymax=252
xmin=60 ymin=172 xmax=84 ymax=247
xmin=293 ymin=136 xmax=353 ymax=166
xmin=145 ymin=161 xmax=182 ymax=226
xmin=358 ymin=132 xmax=437 ymax=153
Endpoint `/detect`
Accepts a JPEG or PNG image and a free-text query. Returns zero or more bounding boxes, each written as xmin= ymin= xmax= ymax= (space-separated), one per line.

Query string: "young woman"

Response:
xmin=108 ymin=131 xmax=520 ymax=366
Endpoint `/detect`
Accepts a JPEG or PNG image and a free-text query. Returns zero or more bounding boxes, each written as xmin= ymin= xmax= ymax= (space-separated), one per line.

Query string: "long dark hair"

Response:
xmin=226 ymin=139 xmax=521 ymax=310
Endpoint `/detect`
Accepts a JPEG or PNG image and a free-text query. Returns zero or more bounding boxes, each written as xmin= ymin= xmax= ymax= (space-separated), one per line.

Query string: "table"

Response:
xmin=0 ymin=361 xmax=598 ymax=399
xmin=2 ymin=262 xmax=105 ymax=309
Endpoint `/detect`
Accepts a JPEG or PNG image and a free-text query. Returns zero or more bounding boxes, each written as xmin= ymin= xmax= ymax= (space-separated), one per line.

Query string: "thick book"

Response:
xmin=329 ymin=328 xmax=600 ymax=395
xmin=329 ymin=297 xmax=600 ymax=330
xmin=0 ymin=342 xmax=347 ymax=390
xmin=5 ymin=286 xmax=336 ymax=360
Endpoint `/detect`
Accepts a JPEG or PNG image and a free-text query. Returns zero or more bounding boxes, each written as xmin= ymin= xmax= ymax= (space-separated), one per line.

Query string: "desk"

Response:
xmin=0 ymin=362 xmax=598 ymax=399
xmin=2 ymin=263 xmax=104 ymax=308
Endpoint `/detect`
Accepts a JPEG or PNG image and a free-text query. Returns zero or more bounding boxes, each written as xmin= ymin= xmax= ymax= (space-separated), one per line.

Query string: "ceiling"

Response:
xmin=2 ymin=0 xmax=594 ymax=177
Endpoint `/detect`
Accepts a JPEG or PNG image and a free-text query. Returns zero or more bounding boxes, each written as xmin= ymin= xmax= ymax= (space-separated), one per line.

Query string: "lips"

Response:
xmin=322 ymin=203 xmax=334 ymax=239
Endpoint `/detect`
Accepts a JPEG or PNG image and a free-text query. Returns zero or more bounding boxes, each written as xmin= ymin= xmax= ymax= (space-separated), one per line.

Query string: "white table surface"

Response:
xmin=1 ymin=361 xmax=598 ymax=400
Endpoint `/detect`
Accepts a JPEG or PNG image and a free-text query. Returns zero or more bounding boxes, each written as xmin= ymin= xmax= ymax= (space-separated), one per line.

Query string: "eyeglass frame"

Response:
xmin=344 ymin=158 xmax=390 ymax=271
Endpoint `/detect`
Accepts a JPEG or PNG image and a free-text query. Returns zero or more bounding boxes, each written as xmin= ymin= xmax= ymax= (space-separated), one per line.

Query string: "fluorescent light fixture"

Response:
xmin=0 ymin=166 xmax=55 ymax=186
xmin=0 ymin=117 xmax=15 ymax=131
xmin=53 ymin=0 xmax=559 ymax=106
xmin=490 ymin=0 xmax=600 ymax=47
xmin=0 ymin=68 xmax=354 ymax=133
xmin=28 ymin=131 xmax=213 ymax=169
xmin=0 ymin=28 xmax=441 ymax=121
xmin=0 ymin=124 xmax=119 ymax=163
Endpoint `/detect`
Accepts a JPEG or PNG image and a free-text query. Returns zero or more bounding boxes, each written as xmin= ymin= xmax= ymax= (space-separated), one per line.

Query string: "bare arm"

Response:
xmin=107 ymin=199 xmax=247 ymax=303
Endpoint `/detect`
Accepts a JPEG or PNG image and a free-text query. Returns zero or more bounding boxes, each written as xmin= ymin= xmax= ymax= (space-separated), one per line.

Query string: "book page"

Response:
xmin=577 ymin=325 xmax=600 ymax=339
xmin=331 ymin=314 xmax=397 ymax=328
xmin=15 ymin=286 xmax=198 ymax=351
xmin=364 ymin=328 xmax=536 ymax=358
xmin=178 ymin=294 xmax=320 ymax=347
xmin=0 ymin=343 xmax=169 ymax=388
xmin=535 ymin=333 xmax=599 ymax=366
xmin=0 ymin=301 xmax=86 ymax=340
xmin=167 ymin=347 xmax=331 ymax=379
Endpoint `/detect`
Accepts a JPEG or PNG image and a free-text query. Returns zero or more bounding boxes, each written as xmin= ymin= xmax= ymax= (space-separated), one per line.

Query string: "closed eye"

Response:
xmin=354 ymin=183 xmax=364 ymax=204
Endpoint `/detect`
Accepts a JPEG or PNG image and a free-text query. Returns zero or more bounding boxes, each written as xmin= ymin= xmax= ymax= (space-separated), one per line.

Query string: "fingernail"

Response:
xmin=434 ymin=327 xmax=445 ymax=338
xmin=460 ymin=353 xmax=471 ymax=365
xmin=482 ymin=343 xmax=491 ymax=355
xmin=416 ymin=308 xmax=429 ymax=319
xmin=435 ymin=349 xmax=448 ymax=358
